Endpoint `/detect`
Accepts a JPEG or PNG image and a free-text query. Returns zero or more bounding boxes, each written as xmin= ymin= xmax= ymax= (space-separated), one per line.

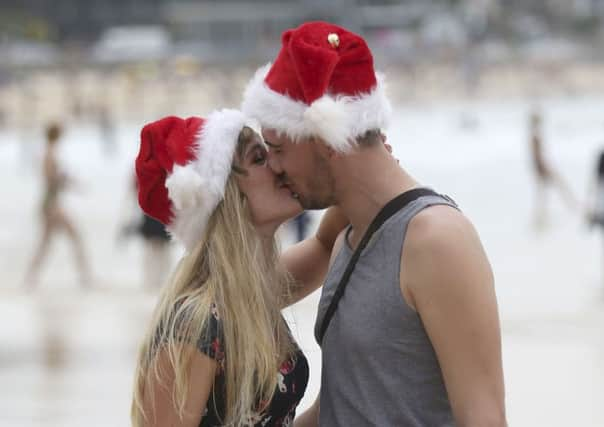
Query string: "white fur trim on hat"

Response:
xmin=165 ymin=109 xmax=248 ymax=252
xmin=166 ymin=165 xmax=204 ymax=211
xmin=241 ymin=64 xmax=392 ymax=152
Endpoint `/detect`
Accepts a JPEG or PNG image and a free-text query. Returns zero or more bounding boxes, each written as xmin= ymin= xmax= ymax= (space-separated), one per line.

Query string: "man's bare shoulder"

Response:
xmin=401 ymin=204 xmax=489 ymax=292
xmin=405 ymin=204 xmax=476 ymax=250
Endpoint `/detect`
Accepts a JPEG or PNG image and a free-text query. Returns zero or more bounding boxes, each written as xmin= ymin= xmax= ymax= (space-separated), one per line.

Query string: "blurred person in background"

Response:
xmin=131 ymin=111 xmax=347 ymax=426
xmin=24 ymin=121 xmax=91 ymax=289
xmin=290 ymin=212 xmax=311 ymax=243
xmin=98 ymin=102 xmax=117 ymax=156
xmin=587 ymin=147 xmax=604 ymax=289
xmin=529 ymin=108 xmax=578 ymax=229
xmin=136 ymin=214 xmax=172 ymax=290
xmin=118 ymin=174 xmax=172 ymax=291
xmin=0 ymin=106 xmax=6 ymax=130
xmin=242 ymin=21 xmax=506 ymax=427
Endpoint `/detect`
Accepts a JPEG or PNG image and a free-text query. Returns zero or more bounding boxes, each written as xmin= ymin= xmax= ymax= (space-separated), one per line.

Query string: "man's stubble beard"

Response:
xmin=298 ymin=153 xmax=337 ymax=210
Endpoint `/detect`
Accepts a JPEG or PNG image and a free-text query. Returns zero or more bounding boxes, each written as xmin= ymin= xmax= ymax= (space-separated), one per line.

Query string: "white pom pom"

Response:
xmin=304 ymin=96 xmax=352 ymax=152
xmin=165 ymin=165 xmax=204 ymax=211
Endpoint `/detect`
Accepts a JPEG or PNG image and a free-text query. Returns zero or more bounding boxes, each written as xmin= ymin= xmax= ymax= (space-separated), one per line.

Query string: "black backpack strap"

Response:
xmin=317 ymin=187 xmax=440 ymax=345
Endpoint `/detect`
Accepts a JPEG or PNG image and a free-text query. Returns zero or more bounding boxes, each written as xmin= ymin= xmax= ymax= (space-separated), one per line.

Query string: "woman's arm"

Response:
xmin=281 ymin=207 xmax=348 ymax=305
xmin=141 ymin=348 xmax=217 ymax=427
xmin=294 ymin=393 xmax=320 ymax=427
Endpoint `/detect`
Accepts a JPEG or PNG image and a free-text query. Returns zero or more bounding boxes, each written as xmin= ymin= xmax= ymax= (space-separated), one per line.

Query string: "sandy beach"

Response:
xmin=1 ymin=95 xmax=604 ymax=426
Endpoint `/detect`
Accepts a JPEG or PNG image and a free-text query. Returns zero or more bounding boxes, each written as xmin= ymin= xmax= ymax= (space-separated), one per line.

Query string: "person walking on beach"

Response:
xmin=118 ymin=174 xmax=173 ymax=291
xmin=587 ymin=148 xmax=604 ymax=290
xmin=242 ymin=21 xmax=506 ymax=427
xmin=25 ymin=122 xmax=91 ymax=289
xmin=529 ymin=109 xmax=578 ymax=229
xmin=136 ymin=213 xmax=172 ymax=290
xmin=587 ymin=149 xmax=604 ymax=227
xmin=98 ymin=103 xmax=117 ymax=156
xmin=291 ymin=212 xmax=311 ymax=243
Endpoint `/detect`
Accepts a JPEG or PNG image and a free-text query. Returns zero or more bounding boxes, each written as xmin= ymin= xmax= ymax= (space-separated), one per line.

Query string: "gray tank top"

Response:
xmin=315 ymin=193 xmax=457 ymax=427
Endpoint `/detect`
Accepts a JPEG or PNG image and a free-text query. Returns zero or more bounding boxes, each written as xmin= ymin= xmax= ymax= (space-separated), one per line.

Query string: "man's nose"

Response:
xmin=267 ymin=151 xmax=283 ymax=174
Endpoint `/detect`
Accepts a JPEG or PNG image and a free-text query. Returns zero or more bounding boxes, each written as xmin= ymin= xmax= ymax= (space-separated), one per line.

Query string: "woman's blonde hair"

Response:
xmin=131 ymin=127 xmax=294 ymax=426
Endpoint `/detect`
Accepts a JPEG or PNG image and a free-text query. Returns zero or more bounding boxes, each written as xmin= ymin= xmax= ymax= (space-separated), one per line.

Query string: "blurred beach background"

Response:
xmin=1 ymin=1 xmax=604 ymax=426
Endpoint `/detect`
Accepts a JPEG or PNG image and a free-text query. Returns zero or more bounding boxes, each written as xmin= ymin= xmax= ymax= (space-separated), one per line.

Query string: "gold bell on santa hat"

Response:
xmin=327 ymin=33 xmax=339 ymax=48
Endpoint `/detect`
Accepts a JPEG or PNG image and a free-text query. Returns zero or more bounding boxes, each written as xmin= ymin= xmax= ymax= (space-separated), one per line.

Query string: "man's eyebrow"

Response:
xmin=264 ymin=140 xmax=281 ymax=148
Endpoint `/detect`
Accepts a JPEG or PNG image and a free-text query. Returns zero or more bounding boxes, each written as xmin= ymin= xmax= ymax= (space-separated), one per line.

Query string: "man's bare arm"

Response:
xmin=402 ymin=206 xmax=506 ymax=427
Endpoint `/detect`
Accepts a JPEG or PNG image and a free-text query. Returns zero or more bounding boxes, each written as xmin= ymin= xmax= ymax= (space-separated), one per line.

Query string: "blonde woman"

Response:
xmin=131 ymin=110 xmax=345 ymax=426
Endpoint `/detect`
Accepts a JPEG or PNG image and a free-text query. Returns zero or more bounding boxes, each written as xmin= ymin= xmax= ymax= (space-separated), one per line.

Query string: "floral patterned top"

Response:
xmin=197 ymin=304 xmax=309 ymax=426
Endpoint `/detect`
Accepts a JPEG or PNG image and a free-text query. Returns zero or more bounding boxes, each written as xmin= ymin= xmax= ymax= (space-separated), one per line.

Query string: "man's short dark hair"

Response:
xmin=356 ymin=129 xmax=383 ymax=146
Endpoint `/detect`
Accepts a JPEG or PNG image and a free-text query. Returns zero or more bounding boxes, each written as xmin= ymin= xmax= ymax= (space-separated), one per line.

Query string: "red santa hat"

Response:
xmin=135 ymin=109 xmax=249 ymax=252
xmin=242 ymin=21 xmax=392 ymax=152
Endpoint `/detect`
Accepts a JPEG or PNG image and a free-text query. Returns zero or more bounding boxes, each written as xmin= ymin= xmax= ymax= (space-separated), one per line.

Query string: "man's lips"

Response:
xmin=278 ymin=181 xmax=299 ymax=199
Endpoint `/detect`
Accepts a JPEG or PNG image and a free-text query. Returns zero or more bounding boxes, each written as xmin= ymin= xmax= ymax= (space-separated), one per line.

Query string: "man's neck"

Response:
xmin=334 ymin=147 xmax=419 ymax=249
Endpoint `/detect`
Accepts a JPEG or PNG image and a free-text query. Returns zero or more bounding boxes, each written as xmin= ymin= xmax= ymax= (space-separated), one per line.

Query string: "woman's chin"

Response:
xmin=278 ymin=208 xmax=304 ymax=226
xmin=251 ymin=198 xmax=304 ymax=234
xmin=286 ymin=203 xmax=304 ymax=220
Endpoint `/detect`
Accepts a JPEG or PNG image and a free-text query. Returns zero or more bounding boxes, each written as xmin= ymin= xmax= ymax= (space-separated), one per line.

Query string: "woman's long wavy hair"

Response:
xmin=131 ymin=127 xmax=295 ymax=426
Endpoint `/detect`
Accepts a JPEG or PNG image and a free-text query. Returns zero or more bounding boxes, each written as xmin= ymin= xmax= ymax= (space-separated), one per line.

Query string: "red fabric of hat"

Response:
xmin=267 ymin=22 xmax=377 ymax=104
xmin=135 ymin=116 xmax=203 ymax=225
xmin=242 ymin=21 xmax=391 ymax=152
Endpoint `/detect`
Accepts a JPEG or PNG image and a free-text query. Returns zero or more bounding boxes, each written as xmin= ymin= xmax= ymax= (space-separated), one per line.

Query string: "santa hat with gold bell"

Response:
xmin=242 ymin=21 xmax=391 ymax=152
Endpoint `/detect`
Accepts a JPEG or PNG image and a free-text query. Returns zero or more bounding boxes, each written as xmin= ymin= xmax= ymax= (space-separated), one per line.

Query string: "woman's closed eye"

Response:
xmin=249 ymin=145 xmax=268 ymax=165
